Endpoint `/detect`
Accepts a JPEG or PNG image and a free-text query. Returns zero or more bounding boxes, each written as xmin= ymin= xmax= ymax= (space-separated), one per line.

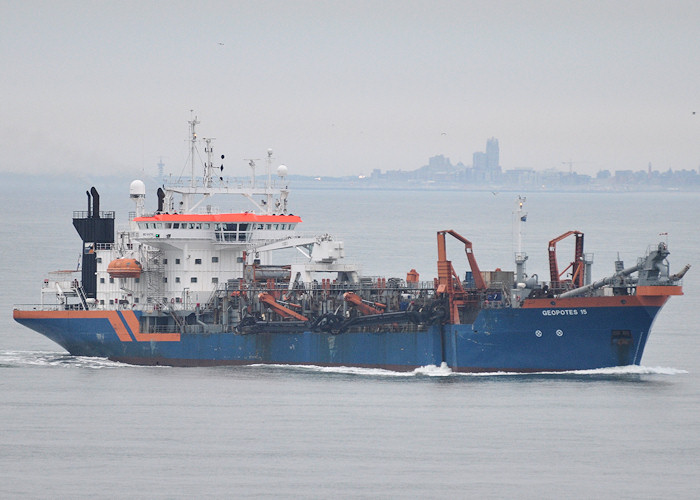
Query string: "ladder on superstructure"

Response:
xmin=146 ymin=251 xmax=166 ymax=306
xmin=75 ymin=285 xmax=89 ymax=310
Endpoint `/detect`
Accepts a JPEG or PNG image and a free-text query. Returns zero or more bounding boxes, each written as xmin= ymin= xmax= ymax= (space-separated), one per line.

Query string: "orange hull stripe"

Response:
xmin=107 ymin=312 xmax=133 ymax=342
xmin=521 ymin=294 xmax=669 ymax=308
xmin=636 ymin=285 xmax=684 ymax=296
xmin=121 ymin=310 xmax=181 ymax=342
xmin=13 ymin=310 xmax=180 ymax=342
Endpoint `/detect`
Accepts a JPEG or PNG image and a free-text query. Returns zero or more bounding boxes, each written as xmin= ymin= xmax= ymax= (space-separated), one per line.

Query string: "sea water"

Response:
xmin=1 ymin=180 xmax=699 ymax=498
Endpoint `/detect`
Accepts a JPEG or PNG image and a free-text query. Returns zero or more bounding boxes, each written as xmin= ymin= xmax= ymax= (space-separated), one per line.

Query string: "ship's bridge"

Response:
xmin=132 ymin=213 xmax=302 ymax=245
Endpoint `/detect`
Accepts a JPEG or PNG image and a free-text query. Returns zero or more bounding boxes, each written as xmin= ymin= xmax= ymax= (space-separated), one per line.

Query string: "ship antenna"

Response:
xmin=514 ymin=196 xmax=528 ymax=284
xmin=266 ymin=148 xmax=274 ymax=214
xmin=189 ymin=111 xmax=200 ymax=188
xmin=245 ymin=159 xmax=260 ymax=189
xmin=203 ymin=137 xmax=216 ymax=188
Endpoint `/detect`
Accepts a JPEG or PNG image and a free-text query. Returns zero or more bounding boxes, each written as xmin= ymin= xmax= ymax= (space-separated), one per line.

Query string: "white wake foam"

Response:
xmin=249 ymin=362 xmax=688 ymax=378
xmin=0 ymin=350 xmax=131 ymax=369
xmin=453 ymin=365 xmax=688 ymax=377
xmin=249 ymin=363 xmax=415 ymax=377
xmin=2 ymin=352 xmax=686 ymax=377
xmin=253 ymin=362 xmax=453 ymax=377
xmin=412 ymin=362 xmax=454 ymax=377
xmin=558 ymin=365 xmax=688 ymax=376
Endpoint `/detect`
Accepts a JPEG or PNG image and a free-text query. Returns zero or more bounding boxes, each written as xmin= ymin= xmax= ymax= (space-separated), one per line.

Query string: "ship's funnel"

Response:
xmin=157 ymin=187 xmax=165 ymax=213
xmin=90 ymin=187 xmax=100 ymax=218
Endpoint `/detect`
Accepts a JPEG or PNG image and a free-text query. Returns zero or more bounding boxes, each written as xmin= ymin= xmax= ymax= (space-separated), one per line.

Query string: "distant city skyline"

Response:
xmin=367 ymin=135 xmax=699 ymax=190
xmin=2 ymin=1 xmax=700 ymax=178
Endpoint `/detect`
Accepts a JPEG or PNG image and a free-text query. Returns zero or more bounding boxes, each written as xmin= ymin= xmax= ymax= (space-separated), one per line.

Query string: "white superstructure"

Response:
xmin=81 ymin=115 xmax=356 ymax=311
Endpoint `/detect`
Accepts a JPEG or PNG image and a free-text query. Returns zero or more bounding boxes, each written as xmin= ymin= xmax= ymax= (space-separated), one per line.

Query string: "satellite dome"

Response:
xmin=277 ymin=165 xmax=288 ymax=178
xmin=129 ymin=179 xmax=146 ymax=197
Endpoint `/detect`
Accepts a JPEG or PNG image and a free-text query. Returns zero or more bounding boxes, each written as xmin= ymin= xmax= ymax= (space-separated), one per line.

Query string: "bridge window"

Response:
xmin=190 ymin=277 xmax=197 ymax=283
xmin=212 ymin=256 xmax=219 ymax=263
xmin=195 ymin=259 xmax=202 ymax=265
xmin=173 ymin=223 xmax=180 ymax=229
xmin=100 ymin=278 xmax=105 ymax=284
xmin=175 ymin=258 xmax=180 ymax=264
xmin=175 ymin=277 xmax=180 ymax=283
xmin=212 ymin=277 xmax=218 ymax=284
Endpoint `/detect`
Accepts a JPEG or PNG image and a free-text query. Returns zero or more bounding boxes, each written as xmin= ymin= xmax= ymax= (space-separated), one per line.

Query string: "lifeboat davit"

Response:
xmin=107 ymin=258 xmax=142 ymax=278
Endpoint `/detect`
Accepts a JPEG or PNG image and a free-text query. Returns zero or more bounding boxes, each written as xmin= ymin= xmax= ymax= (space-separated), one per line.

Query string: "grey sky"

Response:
xmin=2 ymin=0 xmax=699 ymax=178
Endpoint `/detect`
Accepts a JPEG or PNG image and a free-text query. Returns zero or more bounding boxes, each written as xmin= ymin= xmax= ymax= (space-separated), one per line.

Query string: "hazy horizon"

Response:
xmin=2 ymin=1 xmax=699 ymax=179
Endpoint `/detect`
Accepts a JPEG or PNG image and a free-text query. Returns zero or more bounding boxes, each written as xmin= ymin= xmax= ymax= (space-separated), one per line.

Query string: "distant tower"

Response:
xmin=486 ymin=137 xmax=500 ymax=170
xmin=473 ymin=152 xmax=487 ymax=170
xmin=157 ymin=157 xmax=165 ymax=179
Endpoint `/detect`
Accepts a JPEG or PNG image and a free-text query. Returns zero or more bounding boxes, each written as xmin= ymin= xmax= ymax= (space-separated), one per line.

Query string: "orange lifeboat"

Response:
xmin=107 ymin=258 xmax=142 ymax=278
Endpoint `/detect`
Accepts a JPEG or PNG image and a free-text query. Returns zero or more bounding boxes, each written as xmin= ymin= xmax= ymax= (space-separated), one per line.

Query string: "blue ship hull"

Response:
xmin=13 ymin=302 xmax=661 ymax=372
xmin=12 ymin=124 xmax=686 ymax=373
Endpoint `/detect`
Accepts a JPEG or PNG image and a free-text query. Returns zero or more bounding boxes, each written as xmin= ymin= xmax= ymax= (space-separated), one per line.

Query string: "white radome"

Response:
xmin=129 ymin=179 xmax=146 ymax=197
xmin=277 ymin=165 xmax=288 ymax=178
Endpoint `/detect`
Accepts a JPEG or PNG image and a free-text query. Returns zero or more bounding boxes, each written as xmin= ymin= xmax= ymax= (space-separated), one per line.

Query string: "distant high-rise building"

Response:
xmin=427 ymin=154 xmax=451 ymax=171
xmin=486 ymin=137 xmax=499 ymax=170
xmin=471 ymin=137 xmax=501 ymax=183
xmin=473 ymin=151 xmax=487 ymax=170
xmin=157 ymin=157 xmax=165 ymax=179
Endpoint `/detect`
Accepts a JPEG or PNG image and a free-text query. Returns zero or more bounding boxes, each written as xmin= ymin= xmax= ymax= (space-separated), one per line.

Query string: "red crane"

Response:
xmin=343 ymin=292 xmax=386 ymax=315
xmin=437 ymin=230 xmax=486 ymax=291
xmin=258 ymin=292 xmax=308 ymax=321
xmin=436 ymin=230 xmax=486 ymax=324
xmin=548 ymin=230 xmax=584 ymax=289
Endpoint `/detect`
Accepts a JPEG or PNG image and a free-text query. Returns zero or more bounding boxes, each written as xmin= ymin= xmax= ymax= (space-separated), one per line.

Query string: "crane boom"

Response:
xmin=258 ymin=292 xmax=309 ymax=321
xmin=343 ymin=292 xmax=386 ymax=315
xmin=548 ymin=230 xmax=584 ymax=288
xmin=437 ymin=230 xmax=486 ymax=290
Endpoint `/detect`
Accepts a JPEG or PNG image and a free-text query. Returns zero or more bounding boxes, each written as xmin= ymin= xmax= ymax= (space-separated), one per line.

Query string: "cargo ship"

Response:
xmin=13 ymin=117 xmax=690 ymax=372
